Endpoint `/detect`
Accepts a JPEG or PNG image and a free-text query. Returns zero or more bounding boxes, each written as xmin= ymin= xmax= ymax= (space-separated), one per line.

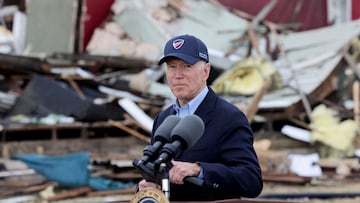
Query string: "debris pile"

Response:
xmin=0 ymin=0 xmax=359 ymax=202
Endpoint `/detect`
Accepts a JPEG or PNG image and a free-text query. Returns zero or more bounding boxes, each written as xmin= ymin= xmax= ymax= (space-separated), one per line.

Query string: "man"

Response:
xmin=137 ymin=34 xmax=263 ymax=201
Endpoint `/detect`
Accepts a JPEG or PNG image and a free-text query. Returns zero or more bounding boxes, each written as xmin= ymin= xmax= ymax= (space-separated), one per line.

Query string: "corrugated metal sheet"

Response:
xmin=260 ymin=19 xmax=360 ymax=110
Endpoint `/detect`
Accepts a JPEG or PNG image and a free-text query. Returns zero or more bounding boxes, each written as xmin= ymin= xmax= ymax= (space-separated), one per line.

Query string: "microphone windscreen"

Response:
xmin=154 ymin=115 xmax=181 ymax=142
xmin=171 ymin=114 xmax=204 ymax=149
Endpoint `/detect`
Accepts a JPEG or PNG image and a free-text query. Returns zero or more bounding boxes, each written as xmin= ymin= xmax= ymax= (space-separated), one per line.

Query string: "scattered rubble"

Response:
xmin=0 ymin=0 xmax=359 ymax=202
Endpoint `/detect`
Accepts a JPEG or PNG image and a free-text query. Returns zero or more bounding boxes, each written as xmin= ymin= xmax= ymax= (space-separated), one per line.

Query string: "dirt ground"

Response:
xmin=260 ymin=180 xmax=360 ymax=203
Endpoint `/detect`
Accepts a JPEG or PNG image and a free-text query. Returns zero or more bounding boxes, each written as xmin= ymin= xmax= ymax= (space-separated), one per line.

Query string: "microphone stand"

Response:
xmin=159 ymin=160 xmax=173 ymax=200
xmin=133 ymin=140 xmax=205 ymax=200
xmin=160 ymin=163 xmax=171 ymax=199
xmin=159 ymin=160 xmax=205 ymax=200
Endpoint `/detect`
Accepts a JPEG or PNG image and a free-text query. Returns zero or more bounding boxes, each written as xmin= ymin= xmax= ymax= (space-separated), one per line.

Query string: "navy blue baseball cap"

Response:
xmin=158 ymin=34 xmax=209 ymax=65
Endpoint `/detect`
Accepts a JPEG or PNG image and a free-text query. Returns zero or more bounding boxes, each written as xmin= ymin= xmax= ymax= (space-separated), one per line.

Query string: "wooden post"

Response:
xmin=244 ymin=77 xmax=272 ymax=123
xmin=354 ymin=80 xmax=360 ymax=123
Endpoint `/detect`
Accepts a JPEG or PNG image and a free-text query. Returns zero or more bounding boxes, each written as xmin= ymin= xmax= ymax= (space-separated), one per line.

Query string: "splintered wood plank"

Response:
xmin=354 ymin=81 xmax=360 ymax=122
xmin=108 ymin=119 xmax=150 ymax=144
xmin=0 ymin=182 xmax=52 ymax=198
xmin=46 ymin=187 xmax=93 ymax=202
xmin=86 ymin=186 xmax=136 ymax=197
xmin=262 ymin=174 xmax=312 ymax=184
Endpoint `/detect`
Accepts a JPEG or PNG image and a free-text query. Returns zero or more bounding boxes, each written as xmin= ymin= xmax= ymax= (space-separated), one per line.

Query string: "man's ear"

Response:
xmin=204 ymin=63 xmax=211 ymax=79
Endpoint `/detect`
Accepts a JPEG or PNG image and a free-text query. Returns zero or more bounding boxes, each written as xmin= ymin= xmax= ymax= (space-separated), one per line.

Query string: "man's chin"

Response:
xmin=173 ymin=91 xmax=187 ymax=99
xmin=172 ymin=87 xmax=186 ymax=93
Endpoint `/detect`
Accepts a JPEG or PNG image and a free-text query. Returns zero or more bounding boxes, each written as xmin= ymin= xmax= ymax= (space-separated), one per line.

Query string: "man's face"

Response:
xmin=165 ymin=58 xmax=210 ymax=106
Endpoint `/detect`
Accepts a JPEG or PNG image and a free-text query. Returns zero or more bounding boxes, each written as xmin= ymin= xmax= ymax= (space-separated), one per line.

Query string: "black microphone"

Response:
xmin=135 ymin=115 xmax=181 ymax=165
xmin=153 ymin=114 xmax=205 ymax=187
xmin=153 ymin=114 xmax=204 ymax=170
xmin=132 ymin=115 xmax=181 ymax=183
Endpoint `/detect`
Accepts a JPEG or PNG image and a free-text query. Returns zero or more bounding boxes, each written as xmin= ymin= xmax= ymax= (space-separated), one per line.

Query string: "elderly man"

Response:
xmin=137 ymin=34 xmax=263 ymax=201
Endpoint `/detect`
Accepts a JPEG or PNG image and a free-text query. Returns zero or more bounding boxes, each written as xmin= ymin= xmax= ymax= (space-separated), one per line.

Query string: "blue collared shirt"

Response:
xmin=171 ymin=86 xmax=208 ymax=179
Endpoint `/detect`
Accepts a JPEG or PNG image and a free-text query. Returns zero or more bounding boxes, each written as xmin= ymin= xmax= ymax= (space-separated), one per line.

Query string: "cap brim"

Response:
xmin=158 ymin=53 xmax=199 ymax=65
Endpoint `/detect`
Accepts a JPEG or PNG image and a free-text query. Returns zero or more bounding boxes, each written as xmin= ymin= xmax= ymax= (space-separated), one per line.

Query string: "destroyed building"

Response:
xmin=0 ymin=0 xmax=360 ymax=202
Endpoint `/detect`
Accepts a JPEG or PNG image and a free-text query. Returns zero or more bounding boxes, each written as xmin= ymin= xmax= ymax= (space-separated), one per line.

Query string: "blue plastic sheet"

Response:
xmin=14 ymin=152 xmax=134 ymax=190
xmin=14 ymin=152 xmax=90 ymax=188
xmin=88 ymin=176 xmax=134 ymax=191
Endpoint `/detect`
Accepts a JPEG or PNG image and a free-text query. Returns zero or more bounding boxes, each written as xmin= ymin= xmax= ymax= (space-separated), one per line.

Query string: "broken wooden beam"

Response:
xmin=50 ymin=53 xmax=152 ymax=71
xmin=0 ymin=182 xmax=52 ymax=198
xmin=108 ymin=119 xmax=150 ymax=144
xmin=262 ymin=174 xmax=312 ymax=185
xmin=0 ymin=53 xmax=50 ymax=73
xmin=354 ymin=80 xmax=360 ymax=122
xmin=86 ymin=186 xmax=136 ymax=197
xmin=46 ymin=186 xmax=93 ymax=202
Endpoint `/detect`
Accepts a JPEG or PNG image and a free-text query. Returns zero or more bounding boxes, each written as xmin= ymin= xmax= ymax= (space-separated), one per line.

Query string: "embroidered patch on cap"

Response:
xmin=173 ymin=39 xmax=184 ymax=49
xmin=199 ymin=52 xmax=207 ymax=60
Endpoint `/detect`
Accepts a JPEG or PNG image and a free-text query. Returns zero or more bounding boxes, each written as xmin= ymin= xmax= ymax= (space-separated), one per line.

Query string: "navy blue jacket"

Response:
xmin=152 ymin=87 xmax=263 ymax=201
